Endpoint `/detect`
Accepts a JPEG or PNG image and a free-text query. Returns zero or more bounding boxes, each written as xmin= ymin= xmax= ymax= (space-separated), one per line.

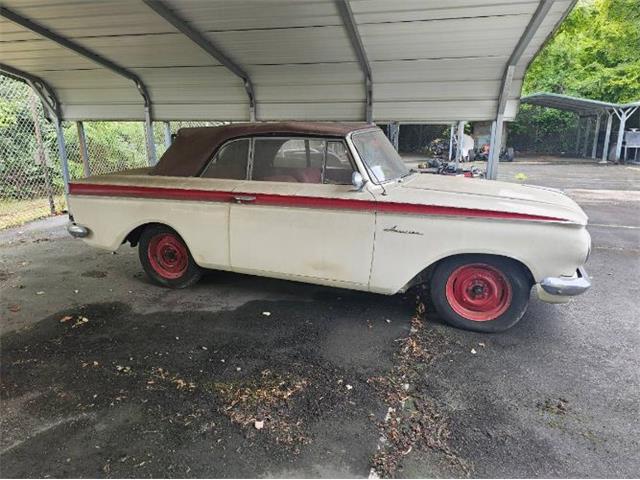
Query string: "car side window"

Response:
xmin=201 ymin=139 xmax=249 ymax=179
xmin=324 ymin=141 xmax=355 ymax=185
xmin=252 ymin=138 xmax=325 ymax=183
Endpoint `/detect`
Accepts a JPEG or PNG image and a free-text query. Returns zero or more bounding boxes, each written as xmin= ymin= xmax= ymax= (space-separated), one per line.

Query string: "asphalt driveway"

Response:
xmin=1 ymin=161 xmax=639 ymax=478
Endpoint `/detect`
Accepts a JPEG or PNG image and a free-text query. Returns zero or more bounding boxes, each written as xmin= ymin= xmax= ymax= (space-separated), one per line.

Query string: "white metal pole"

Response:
xmin=487 ymin=116 xmax=503 ymax=180
xmin=54 ymin=119 xmax=70 ymax=197
xmin=455 ymin=120 xmax=465 ymax=169
xmin=388 ymin=122 xmax=399 ymax=151
xmin=600 ymin=112 xmax=613 ymax=164
xmin=591 ymin=113 xmax=601 ymax=159
xmin=615 ymin=109 xmax=627 ymax=162
xmin=76 ymin=121 xmax=90 ymax=177
xmin=448 ymin=123 xmax=455 ymax=161
xmin=144 ymin=106 xmax=157 ymax=166
xmin=163 ymin=121 xmax=172 ymax=149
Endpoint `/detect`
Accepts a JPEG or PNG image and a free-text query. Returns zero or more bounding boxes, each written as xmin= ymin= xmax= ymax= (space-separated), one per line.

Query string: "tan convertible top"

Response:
xmin=151 ymin=121 xmax=372 ymax=177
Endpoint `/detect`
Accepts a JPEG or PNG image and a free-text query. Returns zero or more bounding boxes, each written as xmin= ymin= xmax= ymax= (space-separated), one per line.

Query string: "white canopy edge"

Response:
xmin=522 ymin=92 xmax=640 ymax=116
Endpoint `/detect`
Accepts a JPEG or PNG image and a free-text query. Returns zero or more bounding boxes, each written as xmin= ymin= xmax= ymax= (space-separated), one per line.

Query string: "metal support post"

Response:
xmin=144 ymin=106 xmax=157 ymax=166
xmin=614 ymin=106 xmax=639 ymax=162
xmin=591 ymin=113 xmax=601 ymax=159
xmin=54 ymin=119 xmax=71 ymax=197
xmin=575 ymin=117 xmax=582 ymax=155
xmin=29 ymin=93 xmax=55 ymax=214
xmin=163 ymin=121 xmax=172 ymax=148
xmin=388 ymin=122 xmax=399 ymax=151
xmin=486 ymin=0 xmax=554 ymax=179
xmin=76 ymin=121 xmax=90 ymax=177
xmin=455 ymin=120 xmax=465 ymax=169
xmin=487 ymin=116 xmax=504 ymax=180
xmin=448 ymin=123 xmax=455 ymax=161
xmin=601 ymin=112 xmax=613 ymax=163
xmin=582 ymin=117 xmax=591 ymax=158
xmin=614 ymin=109 xmax=626 ymax=162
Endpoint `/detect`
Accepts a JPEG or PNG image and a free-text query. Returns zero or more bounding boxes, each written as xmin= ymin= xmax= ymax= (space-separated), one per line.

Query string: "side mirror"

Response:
xmin=351 ymin=171 xmax=367 ymax=191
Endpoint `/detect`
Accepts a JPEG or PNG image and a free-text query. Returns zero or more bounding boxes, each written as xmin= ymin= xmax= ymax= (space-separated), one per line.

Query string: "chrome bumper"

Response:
xmin=540 ymin=267 xmax=591 ymax=296
xmin=67 ymin=222 xmax=90 ymax=238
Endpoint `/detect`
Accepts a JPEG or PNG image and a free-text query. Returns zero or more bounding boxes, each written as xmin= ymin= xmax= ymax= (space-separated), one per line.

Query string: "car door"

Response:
xmin=229 ymin=137 xmax=376 ymax=288
xmin=192 ymin=138 xmax=250 ymax=269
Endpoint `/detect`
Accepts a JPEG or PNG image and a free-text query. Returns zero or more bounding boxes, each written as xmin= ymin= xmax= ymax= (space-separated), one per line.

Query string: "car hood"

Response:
xmin=386 ymin=173 xmax=588 ymax=225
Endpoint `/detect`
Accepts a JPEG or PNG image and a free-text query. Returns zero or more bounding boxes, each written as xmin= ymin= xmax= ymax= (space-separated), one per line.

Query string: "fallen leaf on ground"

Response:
xmin=72 ymin=316 xmax=89 ymax=328
xmin=254 ymin=420 xmax=264 ymax=430
xmin=8 ymin=304 xmax=21 ymax=312
xmin=60 ymin=315 xmax=73 ymax=323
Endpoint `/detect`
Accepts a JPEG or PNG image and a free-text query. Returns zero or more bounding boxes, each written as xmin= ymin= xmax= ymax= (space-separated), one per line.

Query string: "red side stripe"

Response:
xmin=68 ymin=183 xmax=568 ymax=222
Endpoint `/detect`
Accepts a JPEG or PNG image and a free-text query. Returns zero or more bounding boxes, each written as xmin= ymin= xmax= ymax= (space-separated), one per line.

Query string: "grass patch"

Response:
xmin=0 ymin=195 xmax=66 ymax=230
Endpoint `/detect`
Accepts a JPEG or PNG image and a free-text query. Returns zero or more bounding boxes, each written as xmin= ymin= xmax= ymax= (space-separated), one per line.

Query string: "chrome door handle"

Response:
xmin=233 ymin=195 xmax=256 ymax=204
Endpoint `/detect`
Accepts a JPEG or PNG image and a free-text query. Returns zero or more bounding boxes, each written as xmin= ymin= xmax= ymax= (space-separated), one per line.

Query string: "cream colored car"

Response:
xmin=67 ymin=122 xmax=591 ymax=332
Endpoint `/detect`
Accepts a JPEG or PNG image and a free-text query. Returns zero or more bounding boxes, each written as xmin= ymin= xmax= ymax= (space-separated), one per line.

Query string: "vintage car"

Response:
xmin=67 ymin=122 xmax=591 ymax=332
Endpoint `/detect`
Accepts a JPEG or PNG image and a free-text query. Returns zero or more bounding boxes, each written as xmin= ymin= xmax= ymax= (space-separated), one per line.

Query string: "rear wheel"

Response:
xmin=138 ymin=225 xmax=201 ymax=288
xmin=430 ymin=255 xmax=531 ymax=332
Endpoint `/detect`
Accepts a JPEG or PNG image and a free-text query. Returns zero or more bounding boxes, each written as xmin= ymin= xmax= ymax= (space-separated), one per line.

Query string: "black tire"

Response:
xmin=138 ymin=224 xmax=202 ymax=289
xmin=430 ymin=255 xmax=531 ymax=333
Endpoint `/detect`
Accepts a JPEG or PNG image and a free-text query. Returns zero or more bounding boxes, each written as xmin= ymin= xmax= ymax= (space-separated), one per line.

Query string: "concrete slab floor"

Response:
xmin=0 ymin=162 xmax=638 ymax=478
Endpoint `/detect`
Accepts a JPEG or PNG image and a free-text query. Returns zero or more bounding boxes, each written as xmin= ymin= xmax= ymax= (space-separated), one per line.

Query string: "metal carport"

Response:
xmin=521 ymin=92 xmax=640 ymax=163
xmin=1 ymin=0 xmax=576 ymax=183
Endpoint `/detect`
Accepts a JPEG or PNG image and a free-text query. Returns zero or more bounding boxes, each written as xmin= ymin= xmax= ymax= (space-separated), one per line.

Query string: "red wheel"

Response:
xmin=147 ymin=233 xmax=189 ymax=280
xmin=430 ymin=255 xmax=531 ymax=332
xmin=138 ymin=225 xmax=201 ymax=288
xmin=445 ymin=264 xmax=512 ymax=321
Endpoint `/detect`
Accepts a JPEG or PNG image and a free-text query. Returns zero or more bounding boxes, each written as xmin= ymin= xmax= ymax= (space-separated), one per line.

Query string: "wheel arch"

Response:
xmin=122 ymin=221 xmax=184 ymax=247
xmin=400 ymin=252 xmax=536 ymax=292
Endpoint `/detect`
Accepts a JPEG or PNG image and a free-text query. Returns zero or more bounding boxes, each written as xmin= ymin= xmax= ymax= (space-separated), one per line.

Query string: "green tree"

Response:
xmin=524 ymin=0 xmax=640 ymax=103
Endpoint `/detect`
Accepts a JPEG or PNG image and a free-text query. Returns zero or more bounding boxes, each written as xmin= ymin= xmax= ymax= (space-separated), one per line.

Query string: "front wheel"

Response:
xmin=138 ymin=225 xmax=202 ymax=288
xmin=430 ymin=255 xmax=531 ymax=332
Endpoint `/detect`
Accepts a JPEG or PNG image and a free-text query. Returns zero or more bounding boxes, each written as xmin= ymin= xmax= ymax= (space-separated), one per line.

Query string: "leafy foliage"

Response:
xmin=524 ymin=0 xmax=640 ymax=103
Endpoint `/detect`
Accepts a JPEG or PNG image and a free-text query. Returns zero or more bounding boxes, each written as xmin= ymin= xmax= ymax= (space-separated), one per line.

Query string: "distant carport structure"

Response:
xmin=1 ymin=0 xmax=577 ymax=183
xmin=522 ymin=92 xmax=640 ymax=163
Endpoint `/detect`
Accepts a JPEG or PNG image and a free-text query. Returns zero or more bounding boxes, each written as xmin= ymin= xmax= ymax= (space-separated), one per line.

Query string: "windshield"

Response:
xmin=351 ymin=129 xmax=409 ymax=184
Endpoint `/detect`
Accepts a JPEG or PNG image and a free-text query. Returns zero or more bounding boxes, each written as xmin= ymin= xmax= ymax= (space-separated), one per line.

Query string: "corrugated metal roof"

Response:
xmin=1 ymin=0 xmax=575 ymax=122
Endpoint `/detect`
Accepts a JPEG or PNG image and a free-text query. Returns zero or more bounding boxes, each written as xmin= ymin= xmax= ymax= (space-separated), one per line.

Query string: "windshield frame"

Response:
xmin=348 ymin=128 xmax=410 ymax=185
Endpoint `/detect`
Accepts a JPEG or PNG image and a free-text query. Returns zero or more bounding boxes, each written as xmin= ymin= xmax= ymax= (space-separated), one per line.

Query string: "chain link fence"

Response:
xmin=1 ymin=77 xmax=66 ymax=229
xmin=0 ymin=76 xmax=231 ymax=230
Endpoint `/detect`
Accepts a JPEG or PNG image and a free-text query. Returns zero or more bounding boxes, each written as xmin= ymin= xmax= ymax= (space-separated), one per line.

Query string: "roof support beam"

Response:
xmin=0 ymin=63 xmax=71 ymax=196
xmin=0 ymin=63 xmax=60 ymax=120
xmin=143 ymin=0 xmax=256 ymax=122
xmin=487 ymin=0 xmax=554 ymax=179
xmin=336 ymin=0 xmax=372 ymax=123
xmin=0 ymin=6 xmax=157 ymax=165
xmin=1 ymin=6 xmax=152 ymax=110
